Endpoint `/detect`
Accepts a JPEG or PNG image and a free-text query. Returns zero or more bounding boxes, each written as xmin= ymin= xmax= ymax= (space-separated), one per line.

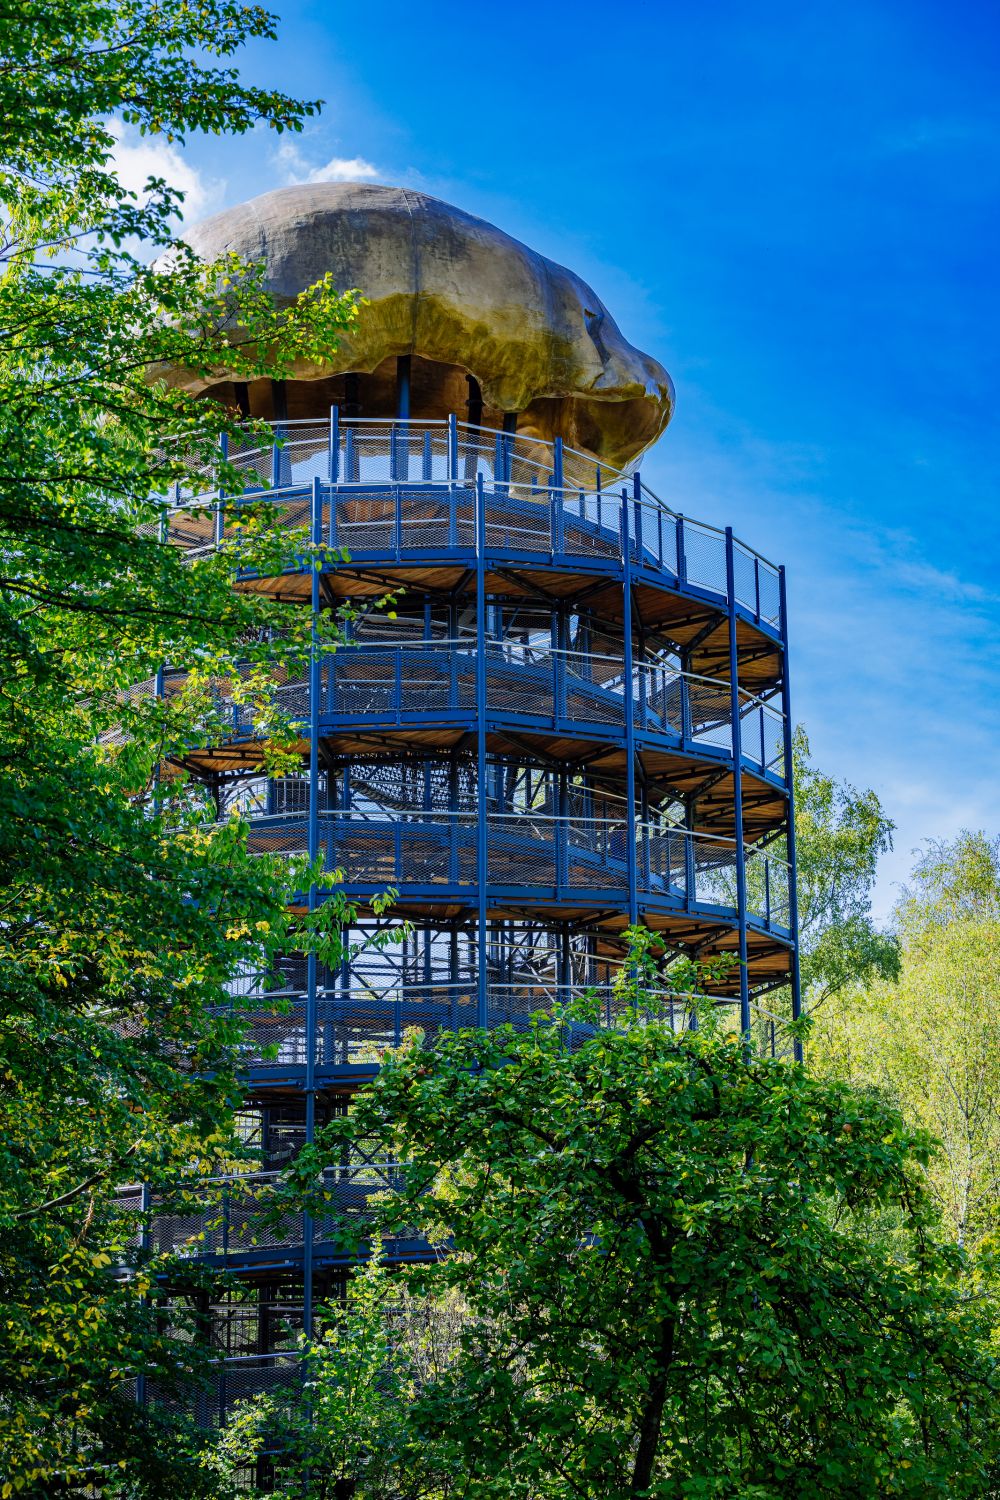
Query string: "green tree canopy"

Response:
xmin=793 ymin=727 xmax=899 ymax=1009
xmin=205 ymin=1251 xmax=451 ymax=1500
xmin=0 ymin=3 xmax=367 ymax=1492
xmin=278 ymin=974 xmax=999 ymax=1499
xmin=815 ymin=832 xmax=1000 ymax=1251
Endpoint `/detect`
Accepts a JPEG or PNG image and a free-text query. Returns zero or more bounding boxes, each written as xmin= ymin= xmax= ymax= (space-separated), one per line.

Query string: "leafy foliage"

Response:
xmin=793 ymin=726 xmax=900 ymax=1007
xmin=276 ymin=964 xmax=1000 ymax=1499
xmin=0 ymin=2 xmax=369 ymax=1493
xmin=815 ymin=832 xmax=1000 ymax=1250
xmin=206 ymin=1251 xmax=456 ymax=1500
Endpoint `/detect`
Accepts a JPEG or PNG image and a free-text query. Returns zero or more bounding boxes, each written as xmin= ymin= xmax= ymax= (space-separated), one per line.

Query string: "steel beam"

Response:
xmin=778 ymin=564 xmax=804 ymax=1062
xmin=725 ymin=528 xmax=752 ymax=1042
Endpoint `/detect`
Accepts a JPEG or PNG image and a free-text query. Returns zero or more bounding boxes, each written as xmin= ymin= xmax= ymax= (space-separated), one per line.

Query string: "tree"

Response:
xmin=793 ymin=727 xmax=899 ymax=1009
xmin=281 ymin=962 xmax=1000 ymax=1499
xmin=205 ymin=1251 xmax=455 ymax=1500
xmin=0 ymin=4 xmax=369 ymax=1493
xmin=814 ymin=832 xmax=1000 ymax=1251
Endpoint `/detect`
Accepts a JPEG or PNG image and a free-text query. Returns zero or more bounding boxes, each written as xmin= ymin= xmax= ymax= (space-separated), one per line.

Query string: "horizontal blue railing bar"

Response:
xmin=109 ymin=646 xmax=788 ymax=782
xmin=219 ymin=977 xmax=793 ymax=1060
xmin=153 ymin=418 xmax=784 ymax=632
xmin=235 ymin=808 xmax=791 ymax=931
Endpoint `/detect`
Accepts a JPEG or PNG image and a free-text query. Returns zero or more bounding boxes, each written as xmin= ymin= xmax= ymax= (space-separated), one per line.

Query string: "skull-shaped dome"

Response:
xmin=179 ymin=182 xmax=674 ymax=472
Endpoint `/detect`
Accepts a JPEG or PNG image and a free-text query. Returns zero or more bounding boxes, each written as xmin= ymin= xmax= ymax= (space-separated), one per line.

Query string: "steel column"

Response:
xmin=620 ymin=491 xmax=639 ymax=926
xmin=396 ymin=355 xmax=411 ymax=419
xmin=725 ymin=528 xmax=752 ymax=1041
xmin=302 ymin=474 xmax=322 ymax=1337
xmin=328 ymin=405 xmax=339 ymax=483
xmin=447 ymin=412 xmax=458 ymax=482
xmin=475 ymin=472 xmax=489 ymax=1025
xmin=778 ymin=564 xmax=804 ymax=1062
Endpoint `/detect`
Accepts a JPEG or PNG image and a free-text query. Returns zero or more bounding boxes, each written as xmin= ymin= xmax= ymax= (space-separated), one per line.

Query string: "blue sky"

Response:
xmin=133 ymin=0 xmax=1000 ymax=917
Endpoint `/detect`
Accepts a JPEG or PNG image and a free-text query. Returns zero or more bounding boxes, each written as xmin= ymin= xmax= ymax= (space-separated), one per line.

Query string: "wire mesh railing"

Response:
xmin=235 ymin=805 xmax=791 ymax=923
xmin=104 ymin=643 xmax=787 ymax=780
xmin=154 ymin=418 xmax=784 ymax=629
xmin=218 ymin=980 xmax=798 ymax=1070
xmin=143 ymin=1166 xmax=408 ymax=1262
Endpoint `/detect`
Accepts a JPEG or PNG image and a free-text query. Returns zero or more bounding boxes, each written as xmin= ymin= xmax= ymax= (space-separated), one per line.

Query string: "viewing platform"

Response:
xmin=131 ymin=183 xmax=803 ymax=1428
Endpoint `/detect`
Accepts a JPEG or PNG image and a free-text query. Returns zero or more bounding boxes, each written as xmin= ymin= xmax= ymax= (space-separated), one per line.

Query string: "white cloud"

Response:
xmin=275 ymin=141 xmax=381 ymax=186
xmin=107 ymin=120 xmax=219 ymax=222
xmin=309 ymin=155 xmax=380 ymax=183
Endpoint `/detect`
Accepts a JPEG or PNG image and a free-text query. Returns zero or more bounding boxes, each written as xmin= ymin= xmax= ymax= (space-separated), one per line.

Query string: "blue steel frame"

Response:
xmin=141 ymin=411 xmax=802 ymax=1421
xmin=166 ymin=412 xmax=802 ymax=1035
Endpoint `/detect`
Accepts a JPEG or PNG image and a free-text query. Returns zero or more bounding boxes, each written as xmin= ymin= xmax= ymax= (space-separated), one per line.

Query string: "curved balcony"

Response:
xmin=128 ymin=643 xmax=786 ymax=810
xmin=222 ymin=968 xmax=798 ymax=1076
xmin=143 ymin=1166 xmax=411 ymax=1267
xmin=158 ymin=418 xmax=785 ymax=638
xmin=239 ymin=806 xmax=789 ymax=932
xmin=136 ymin=411 xmax=799 ymax=1070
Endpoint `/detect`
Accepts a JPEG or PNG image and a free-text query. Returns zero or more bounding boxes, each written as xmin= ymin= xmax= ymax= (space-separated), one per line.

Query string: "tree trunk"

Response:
xmin=630 ymin=1315 xmax=675 ymax=1495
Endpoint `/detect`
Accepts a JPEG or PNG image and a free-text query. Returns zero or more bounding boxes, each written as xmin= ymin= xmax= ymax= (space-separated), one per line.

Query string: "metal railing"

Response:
xmin=142 ymin=1166 xmax=406 ymax=1262
xmin=154 ymin=418 xmax=784 ymax=630
xmin=236 ymin=805 xmax=790 ymax=924
xmin=106 ymin=642 xmax=787 ymax=780
xmin=218 ymin=975 xmax=715 ymax=1071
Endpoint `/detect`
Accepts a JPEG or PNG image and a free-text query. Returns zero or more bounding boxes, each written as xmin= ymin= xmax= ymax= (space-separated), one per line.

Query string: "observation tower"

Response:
xmin=142 ymin=183 xmax=801 ymax=1432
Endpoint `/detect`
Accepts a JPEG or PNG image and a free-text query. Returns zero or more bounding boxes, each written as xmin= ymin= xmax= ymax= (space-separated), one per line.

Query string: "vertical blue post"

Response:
xmin=475 ymin=472 xmax=489 ymax=1026
xmin=396 ymin=355 xmax=411 ymax=420
xmin=552 ymin=438 xmax=565 ymax=555
xmin=302 ymin=474 xmax=322 ymax=1337
xmin=447 ymin=413 xmax=459 ymax=546
xmin=216 ymin=432 xmax=228 ymax=547
xmin=447 ymin=413 xmax=458 ymax=483
xmin=680 ymin=666 xmax=692 ymax=746
xmin=633 ymin=472 xmax=643 ymax=564
xmin=684 ymin=802 xmax=696 ymax=906
xmin=136 ymin=1181 xmax=151 ymax=1408
xmin=448 ymin=749 xmax=459 ymax=886
xmin=620 ymin=499 xmax=639 ymax=926
xmin=778 ymin=564 xmax=804 ymax=1061
xmin=640 ymin=785 xmax=651 ymax=890
xmin=328 ymin=406 xmax=339 ymax=549
xmin=553 ymin=608 xmax=566 ymax=724
xmin=502 ymin=418 xmax=516 ymax=483
xmin=725 ymin=527 xmax=751 ymax=1043
xmin=328 ymin=405 xmax=339 ymax=483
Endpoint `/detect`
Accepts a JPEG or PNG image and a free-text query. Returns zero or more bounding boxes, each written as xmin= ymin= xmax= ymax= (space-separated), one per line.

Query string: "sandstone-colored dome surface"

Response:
xmin=181 ymin=183 xmax=674 ymax=470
